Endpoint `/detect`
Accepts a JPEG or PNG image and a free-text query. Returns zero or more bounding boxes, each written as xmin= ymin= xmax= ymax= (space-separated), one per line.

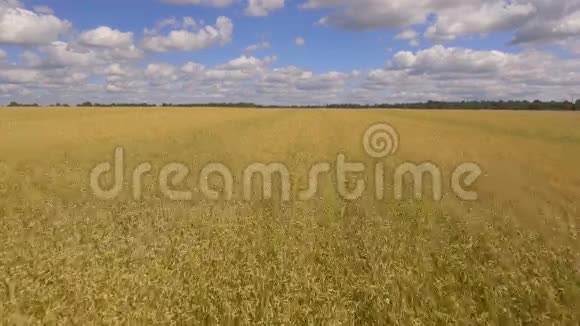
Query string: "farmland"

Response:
xmin=0 ymin=108 xmax=579 ymax=324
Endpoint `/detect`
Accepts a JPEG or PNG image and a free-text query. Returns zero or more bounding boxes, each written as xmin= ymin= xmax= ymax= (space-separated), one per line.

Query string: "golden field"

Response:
xmin=0 ymin=108 xmax=579 ymax=324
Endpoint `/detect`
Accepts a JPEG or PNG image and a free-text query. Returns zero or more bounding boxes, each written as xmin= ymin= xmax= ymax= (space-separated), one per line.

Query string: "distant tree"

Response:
xmin=562 ymin=101 xmax=574 ymax=111
xmin=6 ymin=101 xmax=38 ymax=107
xmin=529 ymin=100 xmax=542 ymax=110
xmin=5 ymin=99 xmax=578 ymax=110
xmin=78 ymin=101 xmax=93 ymax=107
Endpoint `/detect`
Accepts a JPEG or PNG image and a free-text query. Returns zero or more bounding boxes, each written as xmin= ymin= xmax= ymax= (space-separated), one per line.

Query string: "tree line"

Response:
xmin=3 ymin=100 xmax=580 ymax=111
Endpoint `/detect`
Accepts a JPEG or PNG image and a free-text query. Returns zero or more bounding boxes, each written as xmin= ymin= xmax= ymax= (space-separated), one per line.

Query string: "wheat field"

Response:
xmin=0 ymin=108 xmax=579 ymax=324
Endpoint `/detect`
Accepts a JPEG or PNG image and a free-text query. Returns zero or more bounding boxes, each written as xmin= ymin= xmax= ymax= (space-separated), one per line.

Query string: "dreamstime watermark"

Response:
xmin=89 ymin=123 xmax=483 ymax=202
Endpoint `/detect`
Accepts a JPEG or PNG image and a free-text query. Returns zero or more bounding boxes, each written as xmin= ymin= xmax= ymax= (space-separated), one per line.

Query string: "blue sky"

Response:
xmin=0 ymin=0 xmax=579 ymax=104
xmin=26 ymin=0 xmax=404 ymax=71
xmin=25 ymin=0 xmax=522 ymax=69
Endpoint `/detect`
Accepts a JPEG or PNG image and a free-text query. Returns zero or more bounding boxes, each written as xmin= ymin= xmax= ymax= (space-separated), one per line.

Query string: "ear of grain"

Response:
xmin=0 ymin=108 xmax=579 ymax=324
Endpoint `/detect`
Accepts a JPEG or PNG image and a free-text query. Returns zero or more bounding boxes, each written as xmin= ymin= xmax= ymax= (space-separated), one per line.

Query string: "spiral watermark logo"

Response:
xmin=89 ymin=122 xmax=483 ymax=202
xmin=363 ymin=123 xmax=399 ymax=158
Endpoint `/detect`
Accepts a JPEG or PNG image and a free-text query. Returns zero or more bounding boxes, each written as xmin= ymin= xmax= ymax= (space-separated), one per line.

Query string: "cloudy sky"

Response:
xmin=0 ymin=0 xmax=579 ymax=105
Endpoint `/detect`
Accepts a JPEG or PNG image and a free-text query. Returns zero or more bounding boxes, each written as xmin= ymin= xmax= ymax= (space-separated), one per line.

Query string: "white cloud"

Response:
xmin=0 ymin=0 xmax=21 ymax=7
xmin=0 ymin=68 xmax=43 ymax=84
xmin=91 ymin=48 xmax=580 ymax=104
xmin=32 ymin=5 xmax=54 ymax=15
xmin=160 ymin=0 xmax=233 ymax=7
xmin=389 ymin=45 xmax=518 ymax=78
xmin=105 ymin=84 xmax=124 ymax=93
xmin=3 ymin=33 xmax=580 ymax=105
xmin=513 ymin=9 xmax=580 ymax=44
xmin=105 ymin=63 xmax=131 ymax=76
xmin=142 ymin=16 xmax=233 ymax=52
xmin=245 ymin=0 xmax=285 ymax=16
xmin=182 ymin=17 xmax=197 ymax=29
xmin=21 ymin=38 xmax=143 ymax=70
xmin=244 ymin=41 xmax=271 ymax=52
xmin=0 ymin=1 xmax=71 ymax=45
xmin=304 ymin=0 xmax=580 ymax=45
xmin=395 ymin=29 xmax=419 ymax=46
xmin=78 ymin=26 xmax=134 ymax=48
xmin=146 ymin=63 xmax=178 ymax=79
xmin=102 ymin=44 xmax=144 ymax=60
xmin=19 ymin=50 xmax=42 ymax=66
xmin=43 ymin=41 xmax=101 ymax=67
xmin=2 ymin=0 xmax=580 ymax=107
xmin=220 ymin=55 xmax=275 ymax=70
xmin=396 ymin=29 xmax=418 ymax=40
xmin=161 ymin=0 xmax=285 ymax=17
xmin=425 ymin=1 xmax=536 ymax=42
xmin=304 ymin=0 xmax=432 ymax=30
xmin=182 ymin=61 xmax=205 ymax=73
xmin=295 ymin=71 xmax=349 ymax=91
xmin=363 ymin=45 xmax=580 ymax=102
xmin=561 ymin=38 xmax=580 ymax=54
xmin=155 ymin=17 xmax=180 ymax=31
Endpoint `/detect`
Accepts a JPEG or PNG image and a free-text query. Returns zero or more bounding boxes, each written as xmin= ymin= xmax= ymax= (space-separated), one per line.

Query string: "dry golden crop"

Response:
xmin=0 ymin=108 xmax=579 ymax=324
